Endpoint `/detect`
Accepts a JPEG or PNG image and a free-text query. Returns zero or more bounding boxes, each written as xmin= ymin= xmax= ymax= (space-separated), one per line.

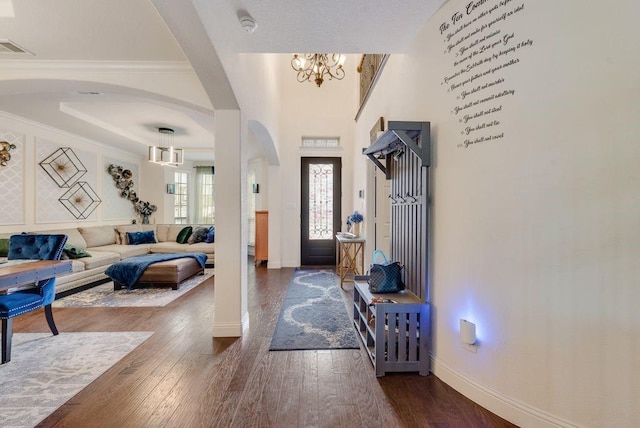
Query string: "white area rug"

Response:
xmin=0 ymin=331 xmax=153 ymax=427
xmin=53 ymin=270 xmax=214 ymax=308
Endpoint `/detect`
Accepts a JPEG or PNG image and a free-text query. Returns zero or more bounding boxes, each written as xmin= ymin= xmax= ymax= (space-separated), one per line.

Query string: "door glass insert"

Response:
xmin=308 ymin=163 xmax=334 ymax=240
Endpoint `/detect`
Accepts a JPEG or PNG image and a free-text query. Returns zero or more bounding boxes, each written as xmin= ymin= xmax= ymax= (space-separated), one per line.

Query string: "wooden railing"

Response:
xmin=355 ymin=54 xmax=389 ymax=121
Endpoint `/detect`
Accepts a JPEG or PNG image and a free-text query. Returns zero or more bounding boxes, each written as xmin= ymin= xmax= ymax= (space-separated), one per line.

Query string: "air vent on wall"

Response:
xmin=0 ymin=40 xmax=33 ymax=55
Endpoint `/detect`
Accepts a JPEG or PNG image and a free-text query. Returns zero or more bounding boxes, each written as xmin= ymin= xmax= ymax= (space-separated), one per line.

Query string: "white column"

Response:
xmin=213 ymin=109 xmax=249 ymax=336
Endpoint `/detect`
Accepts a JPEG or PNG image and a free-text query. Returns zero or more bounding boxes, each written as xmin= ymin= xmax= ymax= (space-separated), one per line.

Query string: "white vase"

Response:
xmin=353 ymin=222 xmax=360 ymax=238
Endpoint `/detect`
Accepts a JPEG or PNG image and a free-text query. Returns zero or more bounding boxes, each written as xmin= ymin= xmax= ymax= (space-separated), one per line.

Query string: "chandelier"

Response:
xmin=291 ymin=53 xmax=346 ymax=87
xmin=148 ymin=127 xmax=183 ymax=167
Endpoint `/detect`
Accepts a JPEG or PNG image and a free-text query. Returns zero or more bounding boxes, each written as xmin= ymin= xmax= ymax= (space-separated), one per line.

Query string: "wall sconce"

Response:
xmin=0 ymin=141 xmax=16 ymax=168
xmin=252 ymin=183 xmax=259 ymax=194
xmin=460 ymin=319 xmax=477 ymax=345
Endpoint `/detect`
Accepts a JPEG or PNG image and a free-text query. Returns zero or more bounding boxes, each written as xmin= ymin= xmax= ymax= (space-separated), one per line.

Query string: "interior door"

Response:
xmin=301 ymin=157 xmax=342 ymax=266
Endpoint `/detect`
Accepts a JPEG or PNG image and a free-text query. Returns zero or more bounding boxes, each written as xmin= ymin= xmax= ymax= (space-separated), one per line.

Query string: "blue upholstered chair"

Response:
xmin=0 ymin=234 xmax=68 ymax=364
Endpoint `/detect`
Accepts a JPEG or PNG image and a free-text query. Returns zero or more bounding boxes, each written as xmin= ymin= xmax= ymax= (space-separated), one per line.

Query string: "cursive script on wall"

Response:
xmin=438 ymin=0 xmax=534 ymax=149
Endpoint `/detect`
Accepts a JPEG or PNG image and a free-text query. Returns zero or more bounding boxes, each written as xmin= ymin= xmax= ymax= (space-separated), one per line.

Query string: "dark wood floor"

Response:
xmin=14 ymin=264 xmax=517 ymax=428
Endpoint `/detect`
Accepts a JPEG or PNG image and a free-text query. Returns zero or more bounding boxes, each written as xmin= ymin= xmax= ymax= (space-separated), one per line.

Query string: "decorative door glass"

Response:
xmin=308 ymin=163 xmax=334 ymax=240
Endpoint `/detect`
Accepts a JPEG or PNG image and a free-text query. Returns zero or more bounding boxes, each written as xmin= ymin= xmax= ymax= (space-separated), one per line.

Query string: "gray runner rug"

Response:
xmin=269 ymin=269 xmax=360 ymax=351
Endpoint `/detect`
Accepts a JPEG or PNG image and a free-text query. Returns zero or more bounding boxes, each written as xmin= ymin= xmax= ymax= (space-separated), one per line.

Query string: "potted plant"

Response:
xmin=135 ymin=200 xmax=157 ymax=224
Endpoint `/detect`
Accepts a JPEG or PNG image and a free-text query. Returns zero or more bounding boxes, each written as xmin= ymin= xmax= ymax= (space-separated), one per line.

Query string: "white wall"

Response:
xmin=354 ymin=0 xmax=640 ymax=426
xmin=0 ymin=111 xmax=147 ymax=234
xmin=276 ymin=55 xmax=359 ymax=267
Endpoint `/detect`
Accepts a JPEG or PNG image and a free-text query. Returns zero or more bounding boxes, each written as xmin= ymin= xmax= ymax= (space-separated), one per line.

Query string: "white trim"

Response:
xmin=431 ymin=356 xmax=581 ymax=428
xmin=297 ymin=147 xmax=344 ymax=157
xmin=212 ymin=314 xmax=249 ymax=337
xmin=0 ymin=110 xmax=140 ymax=159
xmin=0 ymin=59 xmax=193 ymax=73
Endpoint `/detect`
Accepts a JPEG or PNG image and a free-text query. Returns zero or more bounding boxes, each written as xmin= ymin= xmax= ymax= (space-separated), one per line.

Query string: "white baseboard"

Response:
xmin=212 ymin=312 xmax=250 ymax=337
xmin=431 ymin=356 xmax=579 ymax=428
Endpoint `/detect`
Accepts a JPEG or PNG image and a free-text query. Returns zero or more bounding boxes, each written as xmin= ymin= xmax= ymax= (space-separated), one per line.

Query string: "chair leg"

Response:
xmin=2 ymin=318 xmax=12 ymax=364
xmin=44 ymin=305 xmax=59 ymax=336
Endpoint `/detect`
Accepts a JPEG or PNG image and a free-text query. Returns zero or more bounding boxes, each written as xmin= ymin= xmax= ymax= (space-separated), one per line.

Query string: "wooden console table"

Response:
xmin=0 ymin=260 xmax=72 ymax=292
xmin=335 ymin=235 xmax=365 ymax=289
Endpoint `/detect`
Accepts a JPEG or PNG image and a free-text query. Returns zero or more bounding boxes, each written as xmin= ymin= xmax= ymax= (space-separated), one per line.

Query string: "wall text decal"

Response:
xmin=439 ymin=0 xmax=534 ymax=149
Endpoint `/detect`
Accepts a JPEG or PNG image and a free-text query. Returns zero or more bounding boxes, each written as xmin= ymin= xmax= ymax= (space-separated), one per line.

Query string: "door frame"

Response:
xmin=300 ymin=156 xmax=342 ymax=266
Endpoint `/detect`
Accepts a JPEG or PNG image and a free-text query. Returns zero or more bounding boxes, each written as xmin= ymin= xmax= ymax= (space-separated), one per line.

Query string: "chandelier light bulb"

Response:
xmin=290 ymin=53 xmax=346 ymax=87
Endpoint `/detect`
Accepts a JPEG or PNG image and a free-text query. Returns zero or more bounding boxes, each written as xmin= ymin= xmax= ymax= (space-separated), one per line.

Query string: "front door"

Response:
xmin=301 ymin=157 xmax=341 ymax=266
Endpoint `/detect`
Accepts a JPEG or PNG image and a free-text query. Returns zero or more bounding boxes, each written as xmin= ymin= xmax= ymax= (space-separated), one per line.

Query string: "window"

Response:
xmin=194 ymin=166 xmax=215 ymax=224
xmin=301 ymin=136 xmax=340 ymax=148
xmin=308 ymin=163 xmax=334 ymax=240
xmin=174 ymin=171 xmax=188 ymax=224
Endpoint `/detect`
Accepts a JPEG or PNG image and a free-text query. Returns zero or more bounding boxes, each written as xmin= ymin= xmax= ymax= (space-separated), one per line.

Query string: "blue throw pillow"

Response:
xmin=205 ymin=226 xmax=215 ymax=243
xmin=127 ymin=230 xmax=157 ymax=245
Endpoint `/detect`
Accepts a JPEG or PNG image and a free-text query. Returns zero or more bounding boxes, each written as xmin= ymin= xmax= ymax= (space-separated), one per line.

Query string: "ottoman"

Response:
xmin=113 ymin=257 xmax=204 ymax=291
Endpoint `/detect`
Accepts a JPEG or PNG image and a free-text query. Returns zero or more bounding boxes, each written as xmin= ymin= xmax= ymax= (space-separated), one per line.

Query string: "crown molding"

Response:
xmin=0 ymin=59 xmax=193 ymax=73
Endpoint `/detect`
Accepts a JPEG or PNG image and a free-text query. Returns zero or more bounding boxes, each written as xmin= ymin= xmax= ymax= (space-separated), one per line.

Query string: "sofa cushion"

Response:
xmin=148 ymin=242 xmax=190 ymax=254
xmin=89 ymin=244 xmax=149 ymax=259
xmin=176 ymin=226 xmax=192 ymax=244
xmin=127 ymin=230 xmax=157 ymax=245
xmin=41 ymin=228 xmax=87 ymax=250
xmin=187 ymin=242 xmax=215 ymax=254
xmin=115 ymin=224 xmax=142 ymax=244
xmin=77 ymin=251 xmax=120 ymax=270
xmin=69 ymin=259 xmax=85 ymax=273
xmin=79 ymin=225 xmax=117 ymax=248
xmin=155 ymin=224 xmax=170 ymax=242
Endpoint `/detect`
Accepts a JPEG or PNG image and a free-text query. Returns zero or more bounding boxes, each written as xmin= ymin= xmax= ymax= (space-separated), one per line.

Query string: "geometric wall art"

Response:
xmin=39 ymin=147 xmax=87 ymax=187
xmin=39 ymin=146 xmax=101 ymax=219
xmin=59 ymin=181 xmax=102 ymax=219
xmin=36 ymin=140 xmax=99 ymax=223
xmin=0 ymin=129 xmax=25 ymax=225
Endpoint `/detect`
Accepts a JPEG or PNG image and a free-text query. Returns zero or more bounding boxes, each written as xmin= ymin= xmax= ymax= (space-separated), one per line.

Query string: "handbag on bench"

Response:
xmin=368 ymin=250 xmax=405 ymax=294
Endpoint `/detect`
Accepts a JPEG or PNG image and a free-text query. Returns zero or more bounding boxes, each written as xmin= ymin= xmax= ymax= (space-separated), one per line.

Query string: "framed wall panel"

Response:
xmin=0 ymin=129 xmax=25 ymax=225
xmin=36 ymin=139 xmax=99 ymax=223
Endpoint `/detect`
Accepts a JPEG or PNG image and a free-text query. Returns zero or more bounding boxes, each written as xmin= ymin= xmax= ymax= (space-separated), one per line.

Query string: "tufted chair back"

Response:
xmin=7 ymin=234 xmax=68 ymax=303
xmin=8 ymin=234 xmax=67 ymax=262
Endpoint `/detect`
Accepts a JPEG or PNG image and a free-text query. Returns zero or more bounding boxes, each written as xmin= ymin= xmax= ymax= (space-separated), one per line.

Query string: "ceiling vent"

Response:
xmin=0 ymin=40 xmax=33 ymax=55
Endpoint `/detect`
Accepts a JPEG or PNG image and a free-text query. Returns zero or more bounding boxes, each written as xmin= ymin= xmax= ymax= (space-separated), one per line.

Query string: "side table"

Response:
xmin=335 ymin=235 xmax=365 ymax=289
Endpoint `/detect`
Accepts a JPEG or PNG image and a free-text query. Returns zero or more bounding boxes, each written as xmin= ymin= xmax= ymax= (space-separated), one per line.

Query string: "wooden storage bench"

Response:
xmin=352 ymin=279 xmax=430 ymax=377
xmin=113 ymin=257 xmax=204 ymax=291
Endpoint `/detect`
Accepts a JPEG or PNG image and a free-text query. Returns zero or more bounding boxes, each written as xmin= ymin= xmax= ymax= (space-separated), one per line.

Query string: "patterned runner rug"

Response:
xmin=269 ymin=269 xmax=360 ymax=351
xmin=53 ymin=269 xmax=214 ymax=308
xmin=0 ymin=331 xmax=153 ymax=427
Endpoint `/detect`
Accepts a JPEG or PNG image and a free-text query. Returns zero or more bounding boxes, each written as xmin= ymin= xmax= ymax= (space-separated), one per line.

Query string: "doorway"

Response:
xmin=300 ymin=157 xmax=342 ymax=266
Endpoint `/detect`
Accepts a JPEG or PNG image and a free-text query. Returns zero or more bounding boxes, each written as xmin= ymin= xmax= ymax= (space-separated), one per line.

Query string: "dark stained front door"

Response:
xmin=300 ymin=157 xmax=342 ymax=266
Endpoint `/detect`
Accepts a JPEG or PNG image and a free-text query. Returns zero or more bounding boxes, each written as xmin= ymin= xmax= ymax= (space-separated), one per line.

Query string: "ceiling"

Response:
xmin=0 ymin=0 xmax=445 ymax=162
